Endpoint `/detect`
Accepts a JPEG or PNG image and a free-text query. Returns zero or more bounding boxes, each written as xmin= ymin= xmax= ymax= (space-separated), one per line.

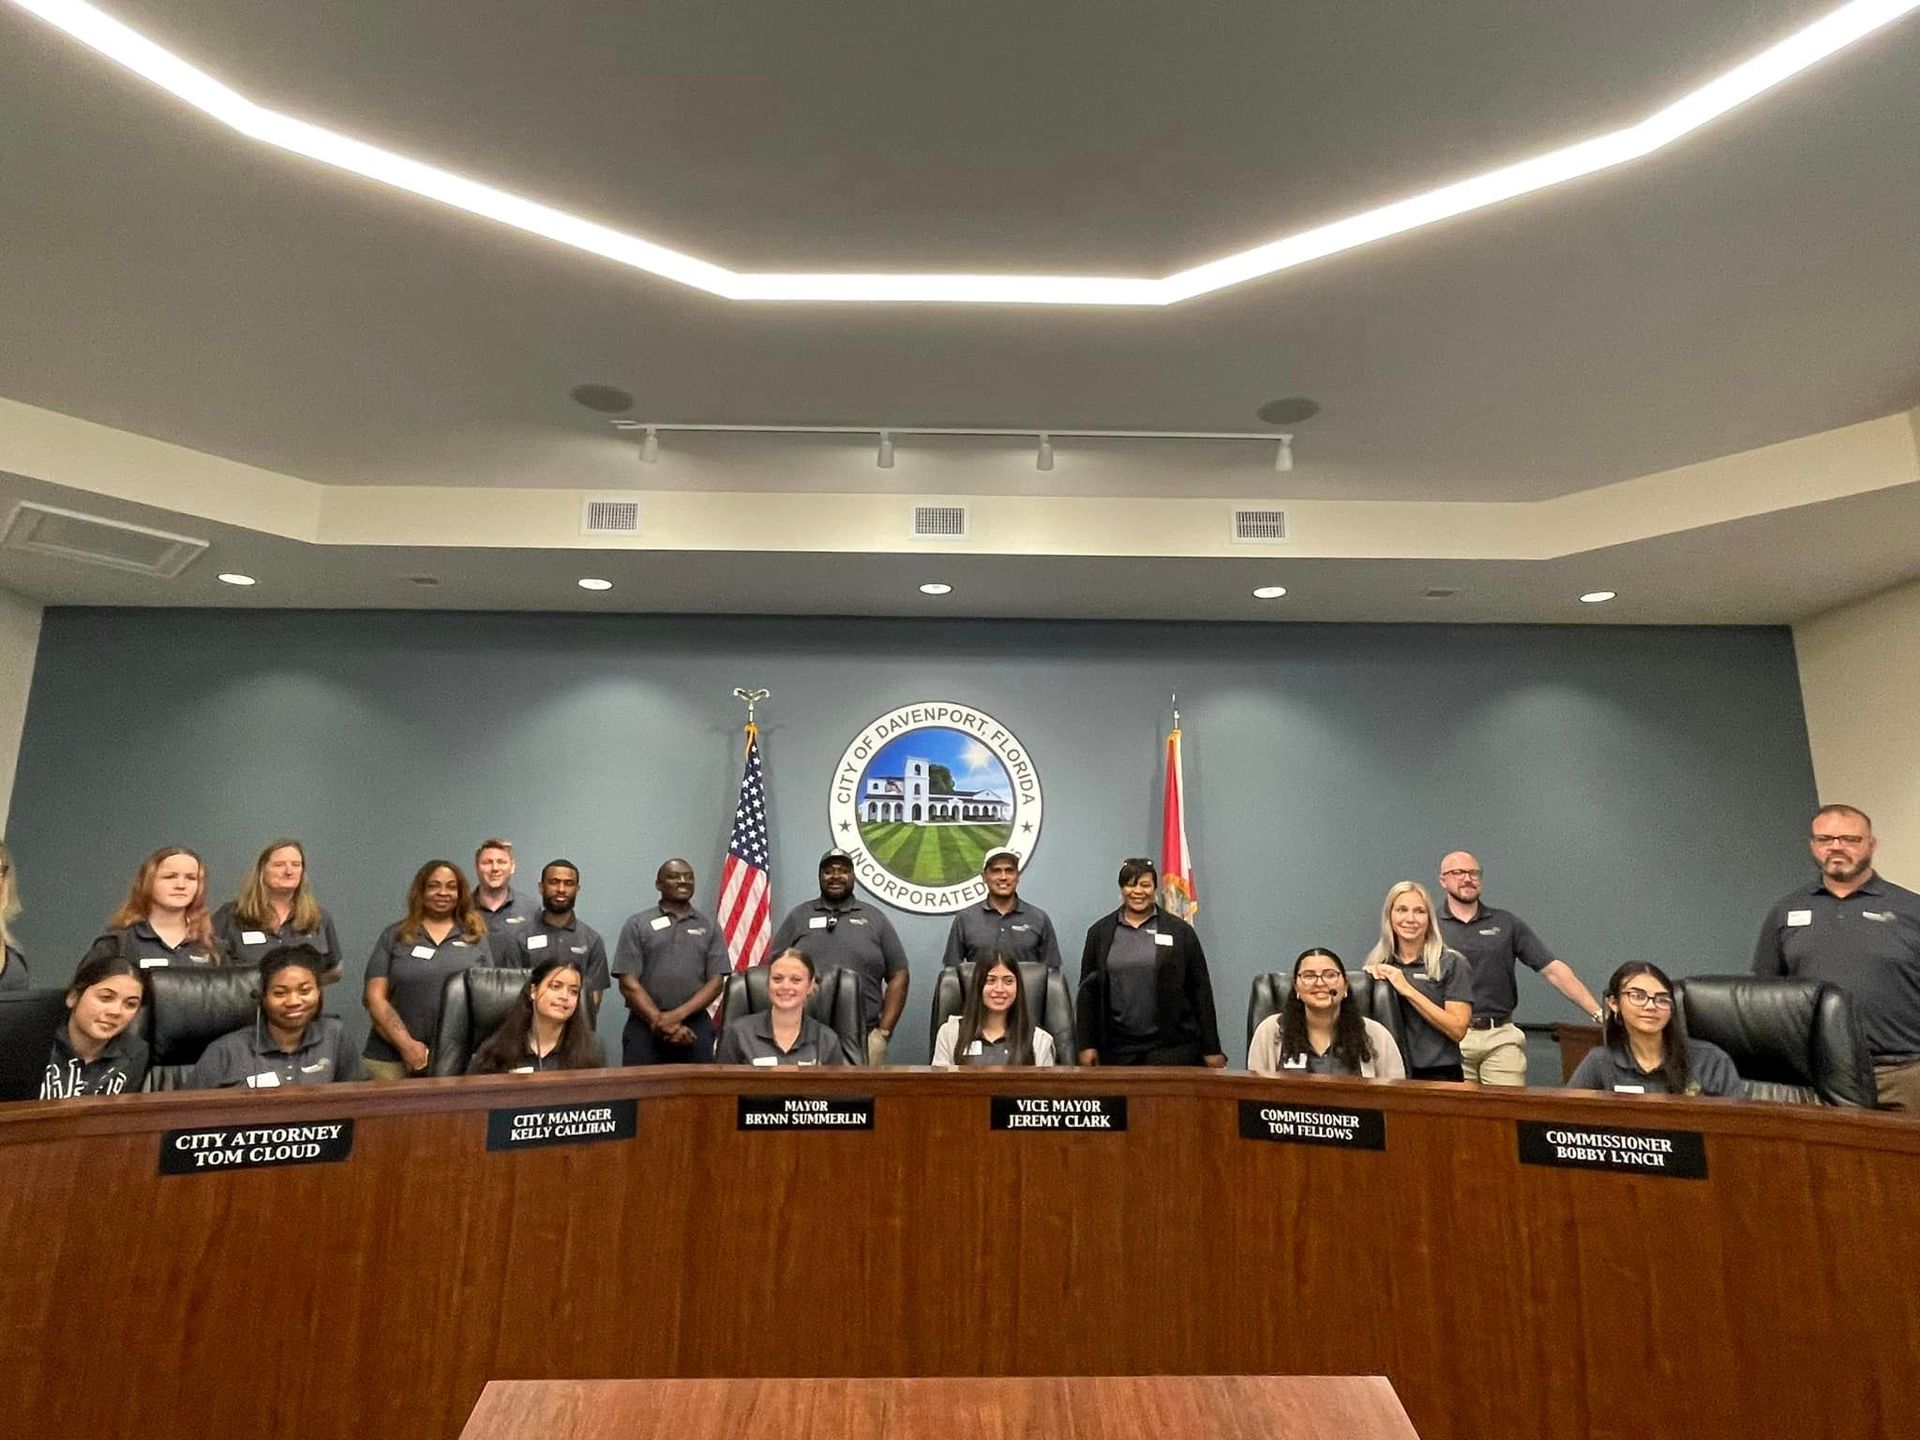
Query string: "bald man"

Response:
xmin=1436 ymin=851 xmax=1602 ymax=1085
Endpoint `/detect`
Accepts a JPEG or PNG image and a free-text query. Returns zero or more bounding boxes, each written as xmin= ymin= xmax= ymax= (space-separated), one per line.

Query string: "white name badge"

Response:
xmin=139 ymin=956 xmax=167 ymax=968
xmin=751 ymin=1055 xmax=780 ymax=1067
xmin=246 ymin=1071 xmax=281 ymax=1089
xmin=649 ymin=915 xmax=672 ymax=931
xmin=240 ymin=931 xmax=268 ymax=945
xmin=809 ymin=916 xmax=830 ymax=930
xmin=509 ymin=1065 xmax=536 ymax=1075
xmin=1153 ymin=932 xmax=1174 ymax=948
xmin=966 ymin=1040 xmax=985 ymax=1056
xmin=410 ymin=945 xmax=436 ymax=959
xmin=1613 ymin=1084 xmax=1645 ymax=1094
xmin=526 ymin=934 xmax=549 ymax=950
xmin=1282 ymin=1056 xmax=1308 ymax=1070
xmin=1786 ymin=910 xmax=1813 ymax=926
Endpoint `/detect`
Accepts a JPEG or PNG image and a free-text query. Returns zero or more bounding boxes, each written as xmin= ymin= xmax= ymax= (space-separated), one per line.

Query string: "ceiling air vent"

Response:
xmin=1 ymin=501 xmax=207 ymax=577
xmin=581 ymin=497 xmax=640 ymax=535
xmin=1232 ymin=507 xmax=1289 ymax=543
xmin=1423 ymin=587 xmax=1461 ymax=600
xmin=911 ymin=505 xmax=969 ymax=540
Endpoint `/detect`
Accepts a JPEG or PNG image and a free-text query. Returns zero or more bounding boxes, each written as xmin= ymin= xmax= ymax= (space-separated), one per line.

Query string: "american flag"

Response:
xmin=718 ymin=723 xmax=773 ymax=971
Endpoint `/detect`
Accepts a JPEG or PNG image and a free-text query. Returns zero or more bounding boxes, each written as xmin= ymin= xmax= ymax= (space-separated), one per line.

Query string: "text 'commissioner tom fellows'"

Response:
xmin=1238 ymin=1100 xmax=1386 ymax=1150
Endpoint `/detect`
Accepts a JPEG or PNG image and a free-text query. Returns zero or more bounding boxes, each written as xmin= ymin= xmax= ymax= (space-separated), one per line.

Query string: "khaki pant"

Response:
xmin=1874 ymin=1059 xmax=1920 ymax=1112
xmin=866 ymin=1030 xmax=890 ymax=1067
xmin=1460 ymin=1023 xmax=1528 ymax=1086
xmin=361 ymin=1058 xmax=412 ymax=1082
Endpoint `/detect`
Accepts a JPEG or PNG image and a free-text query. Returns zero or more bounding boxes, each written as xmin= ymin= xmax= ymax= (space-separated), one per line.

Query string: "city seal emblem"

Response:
xmin=828 ymin=701 xmax=1044 ymax=915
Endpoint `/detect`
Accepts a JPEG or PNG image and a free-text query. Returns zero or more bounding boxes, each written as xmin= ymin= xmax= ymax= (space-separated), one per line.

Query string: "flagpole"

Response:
xmin=732 ymin=686 xmax=770 ymax=748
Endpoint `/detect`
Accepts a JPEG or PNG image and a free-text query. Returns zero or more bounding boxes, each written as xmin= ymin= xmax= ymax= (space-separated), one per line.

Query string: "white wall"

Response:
xmin=1795 ymin=577 xmax=1920 ymax=882
xmin=0 ymin=587 xmax=43 ymax=832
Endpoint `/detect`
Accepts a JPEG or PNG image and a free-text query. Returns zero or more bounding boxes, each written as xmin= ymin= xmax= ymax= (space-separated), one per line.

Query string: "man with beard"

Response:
xmin=497 ymin=859 xmax=611 ymax=1017
xmin=1436 ymin=850 xmax=1602 ymax=1086
xmin=612 ymin=858 xmax=730 ymax=1064
xmin=770 ymin=849 xmax=908 ymax=1064
xmin=1755 ymin=804 xmax=1920 ymax=1110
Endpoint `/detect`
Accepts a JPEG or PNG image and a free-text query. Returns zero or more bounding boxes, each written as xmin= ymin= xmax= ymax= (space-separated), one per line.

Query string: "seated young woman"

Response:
xmin=467 ymin=957 xmax=607 ymax=1074
xmin=1567 ymin=961 xmax=1743 ymax=1097
xmin=41 ymin=955 xmax=150 ymax=1099
xmin=932 ymin=953 xmax=1057 ymax=1067
xmin=715 ymin=949 xmax=858 ymax=1066
xmin=1249 ymin=947 xmax=1407 ymax=1078
xmin=188 ymin=945 xmax=365 ymax=1088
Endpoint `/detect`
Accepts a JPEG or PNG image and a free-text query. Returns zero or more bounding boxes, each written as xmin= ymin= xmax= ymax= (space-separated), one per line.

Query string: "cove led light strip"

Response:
xmin=11 ymin=0 xmax=1918 ymax=305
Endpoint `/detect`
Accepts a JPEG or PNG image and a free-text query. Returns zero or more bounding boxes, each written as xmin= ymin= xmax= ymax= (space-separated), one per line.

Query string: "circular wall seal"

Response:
xmin=827 ymin=701 xmax=1044 ymax=915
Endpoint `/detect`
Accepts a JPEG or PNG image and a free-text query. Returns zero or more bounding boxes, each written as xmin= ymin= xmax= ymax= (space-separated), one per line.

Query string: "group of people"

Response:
xmin=5 ymin=801 xmax=1916 ymax=1108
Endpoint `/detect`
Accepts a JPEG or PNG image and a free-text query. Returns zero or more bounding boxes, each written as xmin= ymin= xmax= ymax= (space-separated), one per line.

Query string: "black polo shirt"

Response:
xmin=769 ymin=897 xmax=908 ymax=1030
xmin=363 ymin=923 xmax=491 ymax=1064
xmin=940 ymin=897 xmax=1064 ymax=970
xmin=211 ymin=901 xmax=342 ymax=972
xmin=1382 ymin=951 xmax=1474 ymax=1071
xmin=1437 ymin=902 xmax=1553 ymax=1022
xmin=714 ymin=1010 xmax=851 ymax=1066
xmin=1754 ymin=874 xmax=1920 ymax=1060
xmin=479 ymin=891 xmax=535 ymax=941
xmin=499 ymin=912 xmax=611 ymax=993
xmin=612 ymin=906 xmax=729 ymax=1010
xmin=41 ymin=1026 xmax=149 ymax=1098
xmin=1566 ymin=1038 xmax=1743 ymax=1097
xmin=80 ymin=921 xmax=222 ymax=969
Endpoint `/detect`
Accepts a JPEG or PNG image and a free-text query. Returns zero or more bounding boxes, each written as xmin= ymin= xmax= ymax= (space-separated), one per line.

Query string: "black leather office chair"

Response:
xmin=720 ymin=964 xmax=867 ymax=1064
xmin=0 ymin=989 xmax=72 ymax=1101
xmin=428 ymin=967 xmax=537 ymax=1077
xmin=927 ymin=960 xmax=1076 ymax=1064
xmin=144 ymin=967 xmax=266 ymax=1089
xmin=1673 ymin=975 xmax=1877 ymax=1107
xmin=1246 ymin=970 xmax=1409 ymax=1068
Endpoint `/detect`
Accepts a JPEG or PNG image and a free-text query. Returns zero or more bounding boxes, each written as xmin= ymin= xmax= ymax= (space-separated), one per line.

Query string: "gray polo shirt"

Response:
xmin=363 ymin=923 xmax=491 ymax=1063
xmin=1754 ymin=875 xmax=1920 ymax=1060
xmin=212 ymin=901 xmax=343 ymax=972
xmin=1437 ymin=903 xmax=1553 ymax=1021
xmin=940 ymin=897 xmax=1064 ymax=971
xmin=1382 ymin=950 xmax=1474 ymax=1071
xmin=612 ymin=906 xmax=730 ymax=1010
xmin=81 ymin=920 xmax=222 ymax=970
xmin=715 ymin=1010 xmax=852 ymax=1066
xmin=1566 ymin=1038 xmax=1743 ymax=1097
xmin=0 ymin=943 xmax=26 ymax=992
xmin=188 ymin=1015 xmax=366 ymax=1088
xmin=770 ymin=897 xmax=909 ymax=1030
xmin=499 ymin=912 xmax=611 ymax=992
xmin=480 ymin=890 xmax=535 ymax=940
xmin=1105 ymin=919 xmax=1162 ymax=1041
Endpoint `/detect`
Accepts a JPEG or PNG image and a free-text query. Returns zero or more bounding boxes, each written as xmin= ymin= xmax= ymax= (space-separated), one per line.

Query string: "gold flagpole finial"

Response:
xmin=732 ymin=687 xmax=770 ymax=728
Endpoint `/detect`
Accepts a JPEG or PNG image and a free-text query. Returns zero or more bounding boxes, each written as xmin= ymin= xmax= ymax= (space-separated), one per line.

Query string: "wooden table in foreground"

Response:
xmin=457 ymin=1376 xmax=1422 ymax=1440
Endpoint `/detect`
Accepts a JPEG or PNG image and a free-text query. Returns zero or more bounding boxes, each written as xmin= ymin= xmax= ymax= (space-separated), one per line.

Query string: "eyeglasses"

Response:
xmin=1439 ymin=868 xmax=1482 ymax=879
xmin=1811 ymin=834 xmax=1866 ymax=848
xmin=1617 ymin=988 xmax=1674 ymax=1011
xmin=1296 ymin=971 xmax=1344 ymax=988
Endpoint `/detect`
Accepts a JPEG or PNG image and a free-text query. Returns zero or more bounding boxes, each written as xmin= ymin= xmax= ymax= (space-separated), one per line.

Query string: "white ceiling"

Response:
xmin=1 ymin=0 xmax=1917 ymax=620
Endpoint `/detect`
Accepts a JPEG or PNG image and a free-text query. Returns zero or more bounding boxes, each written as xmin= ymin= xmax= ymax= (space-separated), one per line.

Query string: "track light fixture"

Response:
xmin=1274 ymin=435 xmax=1294 ymax=473
xmin=1037 ymin=434 xmax=1055 ymax=471
xmin=639 ymin=426 xmax=659 ymax=463
xmin=613 ymin=421 xmax=1305 ymax=470
xmin=877 ymin=430 xmax=896 ymax=469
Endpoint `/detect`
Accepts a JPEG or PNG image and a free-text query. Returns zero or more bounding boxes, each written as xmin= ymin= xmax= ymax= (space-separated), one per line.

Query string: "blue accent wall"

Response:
xmin=7 ymin=609 xmax=1817 ymax=1065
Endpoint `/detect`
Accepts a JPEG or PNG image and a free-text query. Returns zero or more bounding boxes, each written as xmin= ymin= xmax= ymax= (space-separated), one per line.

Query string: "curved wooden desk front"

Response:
xmin=1 ymin=1069 xmax=1914 ymax=1440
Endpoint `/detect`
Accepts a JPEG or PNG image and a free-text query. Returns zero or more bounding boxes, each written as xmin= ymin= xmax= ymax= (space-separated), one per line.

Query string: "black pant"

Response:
xmin=1410 ymin=1062 xmax=1465 ymax=1082
xmin=1101 ymin=1040 xmax=1206 ymax=1067
xmin=622 ymin=1009 xmax=716 ymax=1066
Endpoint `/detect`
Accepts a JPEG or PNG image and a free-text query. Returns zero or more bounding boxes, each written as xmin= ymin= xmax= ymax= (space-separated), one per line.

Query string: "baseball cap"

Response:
xmin=818 ymin=848 xmax=855 ymax=868
xmin=981 ymin=847 xmax=1021 ymax=869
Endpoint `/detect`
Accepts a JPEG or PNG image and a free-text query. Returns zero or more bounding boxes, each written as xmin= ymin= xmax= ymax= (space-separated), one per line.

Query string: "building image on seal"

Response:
xmin=854 ymin=730 xmax=1017 ymax=887
xmin=860 ymin=755 xmax=1013 ymax=824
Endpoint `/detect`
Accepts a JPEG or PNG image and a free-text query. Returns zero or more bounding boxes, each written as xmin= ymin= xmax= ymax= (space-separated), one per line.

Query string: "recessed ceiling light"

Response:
xmin=216 ymin=572 xmax=256 ymax=586
xmin=19 ymin=0 xmax=1917 ymax=305
xmin=568 ymin=383 xmax=634 ymax=414
xmin=1252 ymin=585 xmax=1288 ymax=599
xmin=578 ymin=577 xmax=613 ymax=591
xmin=919 ymin=582 xmax=953 ymax=596
xmin=1257 ymin=397 xmax=1321 ymax=426
xmin=1579 ymin=590 xmax=1618 ymax=604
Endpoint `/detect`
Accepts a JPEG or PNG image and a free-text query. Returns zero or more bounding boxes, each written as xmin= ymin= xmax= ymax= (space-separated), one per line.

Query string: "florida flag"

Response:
xmin=1159 ymin=723 xmax=1198 ymax=920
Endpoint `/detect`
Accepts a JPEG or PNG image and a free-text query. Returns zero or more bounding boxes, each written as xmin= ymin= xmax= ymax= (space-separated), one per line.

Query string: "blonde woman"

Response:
xmin=1362 ymin=880 xmax=1473 ymax=1080
xmin=214 ymin=839 xmax=342 ymax=978
xmin=0 ymin=840 xmax=26 ymax=992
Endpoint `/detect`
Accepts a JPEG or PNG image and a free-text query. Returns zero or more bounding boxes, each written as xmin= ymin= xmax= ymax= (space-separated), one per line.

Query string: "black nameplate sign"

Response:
xmin=1517 ymin=1120 xmax=1707 ymax=1179
xmin=1238 ymin=1100 xmax=1385 ymax=1150
xmin=486 ymin=1099 xmax=637 ymax=1152
xmin=990 ymin=1095 xmax=1128 ymax=1131
xmin=159 ymin=1120 xmax=354 ymax=1175
xmin=738 ymin=1096 xmax=875 ymax=1130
